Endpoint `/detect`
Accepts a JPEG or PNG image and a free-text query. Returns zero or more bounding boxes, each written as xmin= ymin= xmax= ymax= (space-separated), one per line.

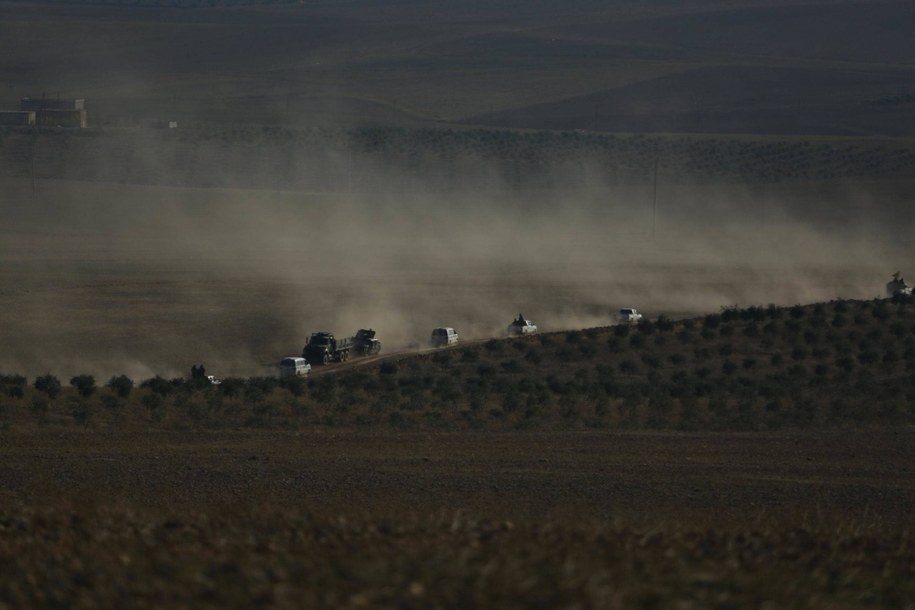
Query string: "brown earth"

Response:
xmin=5 ymin=428 xmax=914 ymax=523
xmin=1 ymin=428 xmax=914 ymax=608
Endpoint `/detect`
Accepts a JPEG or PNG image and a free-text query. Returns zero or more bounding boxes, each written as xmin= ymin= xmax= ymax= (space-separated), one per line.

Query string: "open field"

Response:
xmin=2 ymin=428 xmax=915 ymax=608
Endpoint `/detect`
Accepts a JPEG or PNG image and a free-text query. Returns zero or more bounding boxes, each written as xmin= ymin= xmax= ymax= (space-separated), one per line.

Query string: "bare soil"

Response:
xmin=2 ymin=428 xmax=914 ymax=608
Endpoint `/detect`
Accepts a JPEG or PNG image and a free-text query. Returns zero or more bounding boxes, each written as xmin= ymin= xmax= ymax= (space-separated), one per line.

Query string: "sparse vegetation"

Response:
xmin=2 ymin=298 xmax=914 ymax=432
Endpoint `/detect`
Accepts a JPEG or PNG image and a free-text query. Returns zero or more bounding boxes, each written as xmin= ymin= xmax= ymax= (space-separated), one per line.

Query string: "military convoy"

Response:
xmin=271 ymin=269 xmax=915 ymax=376
xmin=272 ymin=270 xmax=914 ymax=376
xmin=303 ymin=328 xmax=382 ymax=365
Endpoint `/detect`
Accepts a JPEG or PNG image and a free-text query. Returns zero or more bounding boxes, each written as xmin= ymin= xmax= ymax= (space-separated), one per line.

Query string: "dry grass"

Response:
xmin=1 ymin=428 xmax=914 ymax=609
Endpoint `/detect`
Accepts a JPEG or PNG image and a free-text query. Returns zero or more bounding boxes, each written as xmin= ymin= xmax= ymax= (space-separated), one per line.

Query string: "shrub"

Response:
xmin=836 ymin=356 xmax=855 ymax=372
xmin=34 ymin=374 xmax=61 ymax=399
xmin=247 ymin=376 xmax=278 ymax=394
xmin=619 ymin=360 xmax=639 ymax=375
xmin=30 ymin=397 xmax=48 ymax=420
xmin=69 ymin=398 xmax=92 ymax=425
xmin=70 ymin=375 xmax=96 ymax=398
xmin=641 ymin=354 xmax=661 ymax=369
xmin=380 ymin=361 xmax=399 ymax=375
xmin=872 ymin=305 xmax=890 ymax=320
xmin=803 ymin=330 xmax=820 ymax=345
xmin=142 ymin=393 xmax=165 ymax=421
xmin=140 ymin=376 xmax=174 ymax=398
xmin=279 ymin=375 xmax=307 ymax=397
xmin=500 ymin=360 xmax=521 ymax=373
xmin=858 ymin=350 xmax=880 ymax=365
xmin=432 ymin=350 xmax=453 ymax=364
xmin=791 ymin=346 xmax=808 ymax=361
xmin=1 ymin=373 xmax=27 ymax=399
xmin=703 ymin=314 xmax=721 ymax=329
xmin=656 ymin=316 xmax=675 ymax=332
xmin=720 ymin=307 xmax=739 ymax=323
xmin=218 ymin=377 xmax=246 ymax=398
xmin=484 ymin=339 xmax=503 ymax=352
xmin=107 ymin=375 xmax=134 ymax=398
xmin=100 ymin=394 xmax=122 ymax=410
xmin=477 ymin=364 xmax=496 ymax=377
xmin=637 ymin=319 xmax=655 ymax=335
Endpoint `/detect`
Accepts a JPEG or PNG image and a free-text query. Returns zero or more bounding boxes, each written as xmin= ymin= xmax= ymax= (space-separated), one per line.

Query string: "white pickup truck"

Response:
xmin=507 ymin=314 xmax=537 ymax=336
xmin=616 ymin=308 xmax=643 ymax=324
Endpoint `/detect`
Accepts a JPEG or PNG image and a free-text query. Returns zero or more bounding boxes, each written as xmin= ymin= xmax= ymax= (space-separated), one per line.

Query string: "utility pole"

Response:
xmin=652 ymin=138 xmax=659 ymax=240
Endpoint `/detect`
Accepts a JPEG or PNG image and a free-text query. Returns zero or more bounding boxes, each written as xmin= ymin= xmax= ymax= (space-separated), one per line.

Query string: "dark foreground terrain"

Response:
xmin=2 ymin=427 xmax=914 ymax=608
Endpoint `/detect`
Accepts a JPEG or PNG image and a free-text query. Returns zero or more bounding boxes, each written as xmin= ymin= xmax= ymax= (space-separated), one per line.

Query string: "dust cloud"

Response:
xmin=1 ymin=149 xmax=913 ymax=379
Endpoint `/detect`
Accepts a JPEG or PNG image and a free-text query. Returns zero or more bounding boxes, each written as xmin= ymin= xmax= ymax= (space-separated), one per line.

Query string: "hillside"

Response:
xmin=4 ymin=296 xmax=915 ymax=431
xmin=1 ymin=0 xmax=914 ymax=135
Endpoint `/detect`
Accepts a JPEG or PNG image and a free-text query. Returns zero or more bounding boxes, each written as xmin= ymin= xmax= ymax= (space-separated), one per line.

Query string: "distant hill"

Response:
xmin=1 ymin=0 xmax=913 ymax=135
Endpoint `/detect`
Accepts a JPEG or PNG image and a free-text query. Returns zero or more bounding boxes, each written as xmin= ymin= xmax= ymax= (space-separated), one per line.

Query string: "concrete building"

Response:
xmin=0 ymin=110 xmax=36 ymax=126
xmin=34 ymin=108 xmax=88 ymax=128
xmin=16 ymin=97 xmax=88 ymax=127
xmin=20 ymin=97 xmax=85 ymax=111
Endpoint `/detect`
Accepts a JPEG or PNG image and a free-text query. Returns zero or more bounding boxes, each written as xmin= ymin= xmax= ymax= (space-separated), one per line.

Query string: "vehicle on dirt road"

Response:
xmin=616 ymin=308 xmax=643 ymax=324
xmin=354 ymin=328 xmax=382 ymax=356
xmin=278 ymin=357 xmax=311 ymax=377
xmin=886 ymin=272 xmax=912 ymax=297
xmin=431 ymin=327 xmax=459 ymax=347
xmin=507 ymin=314 xmax=537 ymax=336
xmin=303 ymin=329 xmax=381 ymax=365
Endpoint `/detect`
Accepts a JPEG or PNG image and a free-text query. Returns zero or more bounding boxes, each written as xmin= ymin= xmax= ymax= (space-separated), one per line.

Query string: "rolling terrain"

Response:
xmin=0 ymin=0 xmax=913 ymax=133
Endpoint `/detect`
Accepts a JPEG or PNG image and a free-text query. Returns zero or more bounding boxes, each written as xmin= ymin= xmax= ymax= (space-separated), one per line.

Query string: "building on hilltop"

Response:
xmin=20 ymin=97 xmax=84 ymax=111
xmin=18 ymin=96 xmax=88 ymax=127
